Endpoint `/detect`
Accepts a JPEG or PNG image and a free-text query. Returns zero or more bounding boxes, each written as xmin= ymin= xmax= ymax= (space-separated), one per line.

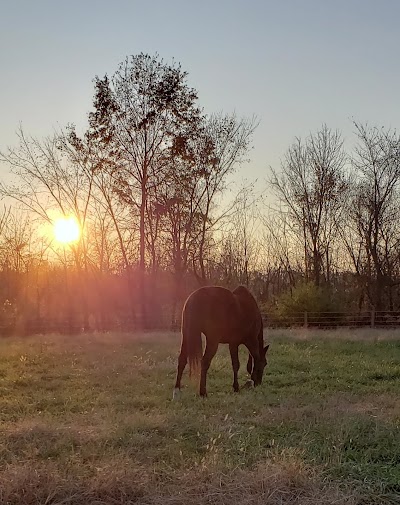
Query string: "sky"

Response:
xmin=1 ymin=0 xmax=400 ymax=195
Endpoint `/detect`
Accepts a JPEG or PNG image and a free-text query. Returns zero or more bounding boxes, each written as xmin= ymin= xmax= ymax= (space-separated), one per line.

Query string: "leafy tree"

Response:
xmin=68 ymin=53 xmax=201 ymax=326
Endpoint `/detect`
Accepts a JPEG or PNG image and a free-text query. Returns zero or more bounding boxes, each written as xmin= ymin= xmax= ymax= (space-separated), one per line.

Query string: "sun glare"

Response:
xmin=53 ymin=217 xmax=81 ymax=244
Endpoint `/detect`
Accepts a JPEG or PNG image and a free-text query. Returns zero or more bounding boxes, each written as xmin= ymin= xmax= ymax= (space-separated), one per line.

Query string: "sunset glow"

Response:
xmin=53 ymin=217 xmax=81 ymax=244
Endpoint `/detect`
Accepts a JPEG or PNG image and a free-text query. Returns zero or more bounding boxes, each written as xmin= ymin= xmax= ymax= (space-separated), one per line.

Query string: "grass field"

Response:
xmin=0 ymin=328 xmax=399 ymax=504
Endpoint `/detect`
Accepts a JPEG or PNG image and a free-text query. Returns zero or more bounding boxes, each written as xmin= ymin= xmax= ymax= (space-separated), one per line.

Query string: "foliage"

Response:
xmin=272 ymin=282 xmax=343 ymax=324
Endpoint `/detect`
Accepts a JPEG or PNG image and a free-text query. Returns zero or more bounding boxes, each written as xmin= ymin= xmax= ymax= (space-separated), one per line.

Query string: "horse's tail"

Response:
xmin=182 ymin=300 xmax=202 ymax=377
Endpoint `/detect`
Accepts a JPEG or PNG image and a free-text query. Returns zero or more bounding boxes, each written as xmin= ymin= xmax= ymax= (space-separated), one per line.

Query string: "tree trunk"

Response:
xmin=139 ymin=179 xmax=148 ymax=328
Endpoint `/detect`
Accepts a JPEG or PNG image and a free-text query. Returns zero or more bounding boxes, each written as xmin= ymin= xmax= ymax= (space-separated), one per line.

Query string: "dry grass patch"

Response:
xmin=254 ymin=393 xmax=400 ymax=425
xmin=0 ymin=456 xmax=359 ymax=505
xmin=0 ymin=459 xmax=146 ymax=505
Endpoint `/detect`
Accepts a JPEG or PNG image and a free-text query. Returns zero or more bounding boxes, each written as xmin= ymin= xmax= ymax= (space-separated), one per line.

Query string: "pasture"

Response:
xmin=0 ymin=329 xmax=399 ymax=504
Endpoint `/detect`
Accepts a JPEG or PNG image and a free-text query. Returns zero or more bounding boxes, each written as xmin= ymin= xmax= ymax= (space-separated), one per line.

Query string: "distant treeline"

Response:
xmin=2 ymin=53 xmax=400 ymax=334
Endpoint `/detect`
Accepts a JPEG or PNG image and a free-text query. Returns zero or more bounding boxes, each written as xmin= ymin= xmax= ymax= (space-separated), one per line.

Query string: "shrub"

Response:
xmin=269 ymin=282 xmax=343 ymax=327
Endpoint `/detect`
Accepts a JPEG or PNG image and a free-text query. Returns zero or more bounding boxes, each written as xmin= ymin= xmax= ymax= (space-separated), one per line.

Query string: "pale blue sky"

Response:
xmin=1 ymin=0 xmax=400 ymax=190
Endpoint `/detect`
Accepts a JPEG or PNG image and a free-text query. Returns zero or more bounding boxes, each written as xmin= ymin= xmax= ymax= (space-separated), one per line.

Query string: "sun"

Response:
xmin=53 ymin=216 xmax=81 ymax=244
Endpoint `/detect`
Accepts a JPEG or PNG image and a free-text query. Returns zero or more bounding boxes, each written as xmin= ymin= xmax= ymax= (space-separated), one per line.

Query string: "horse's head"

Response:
xmin=251 ymin=345 xmax=269 ymax=386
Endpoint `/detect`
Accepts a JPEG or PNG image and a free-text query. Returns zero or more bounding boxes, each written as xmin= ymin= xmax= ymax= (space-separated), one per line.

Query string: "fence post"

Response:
xmin=370 ymin=309 xmax=375 ymax=328
xmin=304 ymin=311 xmax=308 ymax=328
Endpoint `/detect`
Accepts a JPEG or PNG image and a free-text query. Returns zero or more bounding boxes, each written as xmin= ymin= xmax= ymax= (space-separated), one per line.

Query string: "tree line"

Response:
xmin=1 ymin=53 xmax=400 ymax=334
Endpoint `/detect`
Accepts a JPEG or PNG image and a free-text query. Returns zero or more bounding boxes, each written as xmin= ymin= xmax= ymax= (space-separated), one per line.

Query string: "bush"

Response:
xmin=269 ymin=282 xmax=343 ymax=327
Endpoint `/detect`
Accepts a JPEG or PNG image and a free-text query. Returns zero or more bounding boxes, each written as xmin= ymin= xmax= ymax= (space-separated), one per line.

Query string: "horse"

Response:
xmin=173 ymin=285 xmax=269 ymax=398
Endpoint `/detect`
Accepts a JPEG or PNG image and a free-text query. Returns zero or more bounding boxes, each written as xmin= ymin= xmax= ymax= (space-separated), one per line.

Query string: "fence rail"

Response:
xmin=2 ymin=310 xmax=400 ymax=336
xmin=265 ymin=310 xmax=400 ymax=329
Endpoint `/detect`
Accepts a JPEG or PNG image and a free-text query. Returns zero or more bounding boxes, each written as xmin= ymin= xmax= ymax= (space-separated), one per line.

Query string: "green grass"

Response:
xmin=0 ymin=329 xmax=399 ymax=504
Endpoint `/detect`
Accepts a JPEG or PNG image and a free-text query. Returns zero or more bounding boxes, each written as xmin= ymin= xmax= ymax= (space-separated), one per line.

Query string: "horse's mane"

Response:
xmin=232 ymin=285 xmax=251 ymax=295
xmin=232 ymin=285 xmax=263 ymax=345
xmin=232 ymin=285 xmax=259 ymax=310
xmin=232 ymin=285 xmax=254 ymax=301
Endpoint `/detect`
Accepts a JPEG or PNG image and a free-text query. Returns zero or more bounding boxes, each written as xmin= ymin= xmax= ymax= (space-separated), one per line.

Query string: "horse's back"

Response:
xmin=183 ymin=286 xmax=239 ymax=341
xmin=182 ymin=285 xmax=262 ymax=344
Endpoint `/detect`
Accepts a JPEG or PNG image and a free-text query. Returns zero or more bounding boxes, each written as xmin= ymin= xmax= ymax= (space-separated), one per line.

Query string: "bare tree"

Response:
xmin=270 ymin=125 xmax=348 ymax=287
xmin=216 ymin=184 xmax=261 ymax=288
xmin=0 ymin=127 xmax=95 ymax=329
xmin=0 ymin=127 xmax=94 ymax=259
xmin=192 ymin=113 xmax=259 ymax=282
xmin=346 ymin=123 xmax=400 ymax=310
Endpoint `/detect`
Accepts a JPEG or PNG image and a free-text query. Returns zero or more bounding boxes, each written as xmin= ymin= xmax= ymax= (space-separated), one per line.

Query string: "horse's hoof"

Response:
xmin=172 ymin=388 xmax=181 ymax=400
xmin=242 ymin=379 xmax=254 ymax=389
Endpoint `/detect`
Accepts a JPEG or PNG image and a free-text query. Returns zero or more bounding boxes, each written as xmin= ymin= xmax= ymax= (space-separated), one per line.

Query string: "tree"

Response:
xmin=346 ymin=123 xmax=400 ymax=310
xmin=191 ymin=113 xmax=258 ymax=282
xmin=0 ymin=127 xmax=94 ymax=264
xmin=71 ymin=53 xmax=201 ymax=327
xmin=0 ymin=127 xmax=95 ymax=330
xmin=1 ymin=54 xmax=259 ymax=331
xmin=216 ymin=184 xmax=261 ymax=288
xmin=270 ymin=125 xmax=348 ymax=287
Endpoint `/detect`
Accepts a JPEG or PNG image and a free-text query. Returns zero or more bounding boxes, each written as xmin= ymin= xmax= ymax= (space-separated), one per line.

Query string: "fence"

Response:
xmin=265 ymin=310 xmax=400 ymax=329
xmin=2 ymin=310 xmax=400 ymax=336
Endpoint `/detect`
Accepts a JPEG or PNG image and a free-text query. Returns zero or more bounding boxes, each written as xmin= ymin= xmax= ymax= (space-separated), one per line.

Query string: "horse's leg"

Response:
xmin=244 ymin=341 xmax=260 ymax=386
xmin=200 ymin=340 xmax=218 ymax=397
xmin=246 ymin=354 xmax=253 ymax=375
xmin=173 ymin=345 xmax=188 ymax=399
xmin=229 ymin=343 xmax=240 ymax=392
xmin=245 ymin=341 xmax=260 ymax=361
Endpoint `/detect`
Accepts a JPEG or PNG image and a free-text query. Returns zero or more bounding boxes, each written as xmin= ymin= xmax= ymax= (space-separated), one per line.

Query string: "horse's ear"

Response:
xmin=263 ymin=344 xmax=270 ymax=355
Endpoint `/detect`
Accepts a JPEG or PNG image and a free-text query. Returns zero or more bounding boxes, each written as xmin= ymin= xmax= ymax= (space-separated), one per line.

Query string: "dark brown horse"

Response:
xmin=173 ymin=285 xmax=269 ymax=398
